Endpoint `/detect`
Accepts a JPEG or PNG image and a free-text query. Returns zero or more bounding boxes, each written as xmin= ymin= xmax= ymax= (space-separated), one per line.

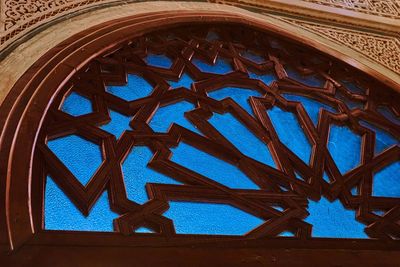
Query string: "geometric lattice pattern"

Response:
xmin=38 ymin=25 xmax=400 ymax=240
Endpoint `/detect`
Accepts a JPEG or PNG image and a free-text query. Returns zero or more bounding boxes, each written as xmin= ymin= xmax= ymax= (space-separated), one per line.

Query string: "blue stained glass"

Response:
xmin=61 ymin=92 xmax=93 ymax=116
xmin=341 ymin=81 xmax=365 ymax=94
xmin=209 ymin=113 xmax=276 ymax=167
xmin=48 ymin=134 xmax=102 ymax=186
xmin=286 ymin=67 xmax=325 ymax=88
xmin=101 ymin=110 xmax=132 ymax=139
xmin=360 ymin=121 xmax=399 ymax=154
xmin=335 ymin=92 xmax=364 ymax=109
xmin=106 ymin=74 xmax=153 ymax=101
xmin=145 ymin=53 xmax=173 ymax=69
xmin=164 ymin=201 xmax=264 ymax=235
xmin=306 ymin=198 xmax=368 ymax=238
xmin=45 ymin=176 xmax=118 ymax=231
xmin=322 ymin=172 xmax=331 ymax=183
xmin=328 ymin=125 xmax=361 ymax=174
xmin=149 ymin=101 xmax=200 ymax=134
xmin=135 ymin=226 xmax=155 ymax=233
xmin=283 ymin=94 xmax=336 ymax=126
xmin=206 ymin=31 xmax=220 ymax=41
xmin=267 ymin=106 xmax=312 ymax=163
xmin=377 ymin=106 xmax=400 ymax=125
xmin=372 ymin=161 xmax=400 ymax=198
xmin=192 ymin=57 xmax=233 ymax=74
xmin=249 ymin=71 xmax=277 ymax=86
xmin=279 ymin=231 xmax=295 ymax=237
xmin=351 ymin=186 xmax=359 ymax=196
xmin=171 ymin=142 xmax=259 ymax=189
xmin=122 ymin=146 xmax=181 ymax=204
xmin=207 ymin=87 xmax=262 ymax=115
xmin=241 ymin=51 xmax=265 ymax=64
xmin=168 ymin=73 xmax=194 ymax=89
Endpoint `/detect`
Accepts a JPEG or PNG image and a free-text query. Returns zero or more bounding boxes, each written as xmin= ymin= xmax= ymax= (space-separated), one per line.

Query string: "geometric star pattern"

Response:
xmin=38 ymin=25 xmax=400 ymax=240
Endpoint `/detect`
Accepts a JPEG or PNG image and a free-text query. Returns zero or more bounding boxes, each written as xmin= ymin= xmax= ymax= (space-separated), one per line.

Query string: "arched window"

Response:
xmin=1 ymin=11 xmax=399 ymax=266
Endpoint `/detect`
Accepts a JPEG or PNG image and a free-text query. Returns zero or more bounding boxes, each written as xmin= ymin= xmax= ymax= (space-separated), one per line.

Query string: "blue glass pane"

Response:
xmin=149 ymin=101 xmax=200 ymax=134
xmin=249 ymin=71 xmax=277 ymax=86
xmin=145 ymin=53 xmax=172 ymax=68
xmin=192 ymin=57 xmax=233 ymax=74
xmin=267 ymin=106 xmax=312 ymax=163
xmin=322 ymin=172 xmax=331 ymax=183
xmin=360 ymin=121 xmax=399 ymax=154
xmin=351 ymin=186 xmax=359 ymax=196
xmin=207 ymin=87 xmax=262 ymax=115
xmin=45 ymin=176 xmax=117 ymax=231
xmin=168 ymin=73 xmax=194 ymax=89
xmin=101 ymin=110 xmax=132 ymax=139
xmin=106 ymin=74 xmax=153 ymax=101
xmin=206 ymin=31 xmax=220 ymax=41
xmin=372 ymin=161 xmax=400 ymax=198
xmin=135 ymin=226 xmax=155 ymax=233
xmin=164 ymin=201 xmax=264 ymax=235
xmin=282 ymin=94 xmax=336 ymax=126
xmin=122 ymin=146 xmax=181 ymax=204
xmin=328 ymin=125 xmax=361 ymax=174
xmin=209 ymin=113 xmax=276 ymax=167
xmin=241 ymin=51 xmax=265 ymax=64
xmin=61 ymin=92 xmax=92 ymax=116
xmin=279 ymin=231 xmax=295 ymax=237
xmin=341 ymin=81 xmax=365 ymax=94
xmin=171 ymin=142 xmax=259 ymax=189
xmin=286 ymin=67 xmax=324 ymax=88
xmin=377 ymin=106 xmax=400 ymax=125
xmin=306 ymin=198 xmax=368 ymax=238
xmin=48 ymin=134 xmax=102 ymax=186
xmin=335 ymin=92 xmax=364 ymax=109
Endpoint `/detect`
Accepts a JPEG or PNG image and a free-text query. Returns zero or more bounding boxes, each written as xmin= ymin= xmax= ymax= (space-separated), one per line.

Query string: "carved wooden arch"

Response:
xmin=0 ymin=10 xmax=399 ymax=266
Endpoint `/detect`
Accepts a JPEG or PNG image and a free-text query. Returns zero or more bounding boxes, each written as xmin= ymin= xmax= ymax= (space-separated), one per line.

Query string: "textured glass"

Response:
xmin=101 ymin=110 xmax=132 ymax=139
xmin=145 ymin=53 xmax=173 ymax=68
xmin=240 ymin=51 xmax=265 ymax=64
xmin=267 ymin=106 xmax=312 ymax=163
xmin=335 ymin=92 xmax=364 ymax=109
xmin=341 ymin=81 xmax=365 ymax=94
xmin=168 ymin=73 xmax=194 ymax=89
xmin=45 ymin=176 xmax=117 ymax=231
xmin=149 ymin=101 xmax=200 ymax=133
xmin=209 ymin=113 xmax=276 ymax=167
xmin=61 ymin=92 xmax=93 ymax=116
xmin=360 ymin=121 xmax=399 ymax=154
xmin=122 ymin=146 xmax=181 ymax=204
xmin=192 ymin=57 xmax=233 ymax=74
xmin=286 ymin=67 xmax=324 ymax=88
xmin=106 ymin=74 xmax=153 ymax=101
xmin=135 ymin=226 xmax=155 ymax=233
xmin=248 ymin=71 xmax=277 ymax=85
xmin=164 ymin=201 xmax=264 ymax=235
xmin=171 ymin=142 xmax=259 ymax=189
xmin=377 ymin=106 xmax=400 ymax=125
xmin=328 ymin=125 xmax=361 ymax=174
xmin=207 ymin=87 xmax=262 ymax=115
xmin=372 ymin=161 xmax=400 ymax=198
xmin=283 ymin=94 xmax=336 ymax=126
xmin=47 ymin=134 xmax=102 ymax=185
xmin=306 ymin=198 xmax=368 ymax=238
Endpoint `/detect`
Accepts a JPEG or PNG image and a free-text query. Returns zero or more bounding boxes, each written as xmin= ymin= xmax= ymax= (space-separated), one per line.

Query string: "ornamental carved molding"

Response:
xmin=302 ymin=0 xmax=400 ymax=19
xmin=0 ymin=0 xmax=114 ymax=47
xmin=272 ymin=16 xmax=400 ymax=76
